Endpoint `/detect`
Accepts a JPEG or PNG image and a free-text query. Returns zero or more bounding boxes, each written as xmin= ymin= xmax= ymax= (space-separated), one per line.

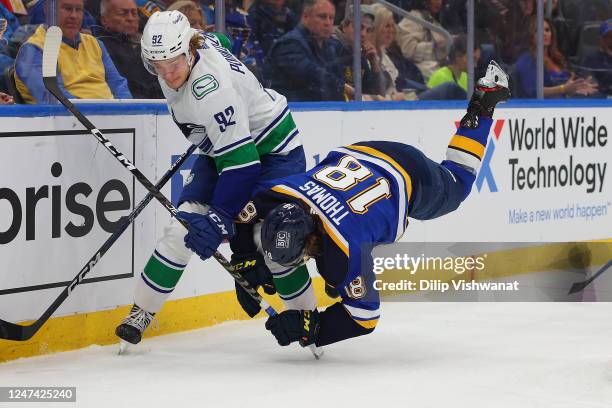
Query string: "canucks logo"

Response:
xmin=192 ymin=74 xmax=219 ymax=100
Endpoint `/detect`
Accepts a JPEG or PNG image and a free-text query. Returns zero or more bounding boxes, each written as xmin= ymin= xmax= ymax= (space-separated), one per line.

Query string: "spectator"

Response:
xmin=168 ymin=0 xmax=208 ymax=30
xmin=247 ymin=0 xmax=298 ymax=56
xmin=396 ymin=0 xmax=448 ymax=80
xmin=439 ymin=0 xmax=466 ymax=34
xmin=370 ymin=3 xmax=466 ymax=101
xmin=427 ymin=33 xmax=479 ymax=94
xmin=372 ymin=3 xmax=427 ymax=97
xmin=138 ymin=0 xmax=178 ymax=29
xmin=515 ymin=17 xmax=598 ymax=98
xmin=0 ymin=91 xmax=13 ymax=104
xmin=0 ymin=3 xmax=20 ymax=40
xmin=98 ymin=0 xmax=163 ymax=98
xmin=0 ymin=14 xmax=15 ymax=83
xmin=580 ymin=19 xmax=612 ymax=97
xmin=493 ymin=0 xmax=534 ymax=64
xmin=28 ymin=0 xmax=98 ymax=31
xmin=203 ymin=0 xmax=249 ymax=32
xmin=333 ymin=4 xmax=385 ymax=99
xmin=14 ymin=0 xmax=132 ymax=103
xmin=264 ymin=0 xmax=344 ymax=101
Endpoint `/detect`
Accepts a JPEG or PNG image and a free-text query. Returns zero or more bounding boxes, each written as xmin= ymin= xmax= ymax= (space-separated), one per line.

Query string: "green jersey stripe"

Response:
xmin=214 ymin=141 xmax=261 ymax=173
xmin=256 ymin=112 xmax=298 ymax=155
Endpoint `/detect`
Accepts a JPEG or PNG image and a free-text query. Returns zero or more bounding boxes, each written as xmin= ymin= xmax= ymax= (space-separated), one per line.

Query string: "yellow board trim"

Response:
xmin=345 ymin=144 xmax=413 ymax=202
xmin=271 ymin=185 xmax=350 ymax=257
xmin=449 ymin=135 xmax=485 ymax=160
xmin=0 ymin=277 xmax=334 ymax=363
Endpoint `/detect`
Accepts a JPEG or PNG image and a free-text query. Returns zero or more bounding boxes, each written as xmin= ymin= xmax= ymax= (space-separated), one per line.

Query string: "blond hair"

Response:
xmin=168 ymin=1 xmax=207 ymax=25
xmin=370 ymin=3 xmax=396 ymax=51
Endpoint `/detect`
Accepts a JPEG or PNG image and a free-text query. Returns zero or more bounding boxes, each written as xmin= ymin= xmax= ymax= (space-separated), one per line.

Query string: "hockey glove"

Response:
xmin=177 ymin=208 xmax=236 ymax=261
xmin=265 ymin=309 xmax=320 ymax=347
xmin=232 ymin=252 xmax=276 ymax=318
xmin=324 ymin=282 xmax=340 ymax=299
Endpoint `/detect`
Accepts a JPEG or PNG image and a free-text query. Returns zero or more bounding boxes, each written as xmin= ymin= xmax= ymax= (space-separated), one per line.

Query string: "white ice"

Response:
xmin=1 ymin=302 xmax=612 ymax=408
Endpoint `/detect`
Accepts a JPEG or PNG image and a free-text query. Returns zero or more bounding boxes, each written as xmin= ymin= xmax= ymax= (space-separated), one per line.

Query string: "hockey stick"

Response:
xmin=39 ymin=26 xmax=323 ymax=358
xmin=0 ymin=143 xmax=197 ymax=341
xmin=567 ymin=259 xmax=612 ymax=295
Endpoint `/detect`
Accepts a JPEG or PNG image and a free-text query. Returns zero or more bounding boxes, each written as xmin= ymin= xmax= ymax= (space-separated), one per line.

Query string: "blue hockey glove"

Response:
xmin=177 ymin=208 xmax=236 ymax=261
xmin=265 ymin=309 xmax=320 ymax=347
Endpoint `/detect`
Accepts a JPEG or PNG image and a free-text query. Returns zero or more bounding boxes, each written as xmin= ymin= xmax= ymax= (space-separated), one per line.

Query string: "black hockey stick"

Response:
xmin=567 ymin=259 xmax=612 ymax=295
xmin=0 ymin=142 xmax=197 ymax=341
xmin=39 ymin=26 xmax=323 ymax=357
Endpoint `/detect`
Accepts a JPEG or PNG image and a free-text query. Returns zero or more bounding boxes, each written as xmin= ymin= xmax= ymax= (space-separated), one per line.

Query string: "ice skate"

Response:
xmin=460 ymin=61 xmax=511 ymax=129
xmin=116 ymin=304 xmax=155 ymax=354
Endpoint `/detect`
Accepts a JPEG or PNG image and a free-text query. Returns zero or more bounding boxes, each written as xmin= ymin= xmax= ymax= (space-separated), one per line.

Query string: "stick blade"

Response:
xmin=42 ymin=26 xmax=62 ymax=78
xmin=0 ymin=319 xmax=37 ymax=341
xmin=568 ymin=281 xmax=589 ymax=295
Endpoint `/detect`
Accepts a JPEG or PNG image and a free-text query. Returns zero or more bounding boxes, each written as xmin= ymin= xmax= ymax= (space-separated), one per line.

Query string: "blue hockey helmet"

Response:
xmin=261 ymin=203 xmax=315 ymax=267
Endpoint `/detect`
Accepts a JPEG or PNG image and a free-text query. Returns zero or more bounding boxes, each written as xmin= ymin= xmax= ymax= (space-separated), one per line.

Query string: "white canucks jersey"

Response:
xmin=159 ymin=32 xmax=301 ymax=175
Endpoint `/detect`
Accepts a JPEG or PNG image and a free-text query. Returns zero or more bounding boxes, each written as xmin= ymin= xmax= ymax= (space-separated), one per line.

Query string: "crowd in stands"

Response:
xmin=0 ymin=0 xmax=610 ymax=104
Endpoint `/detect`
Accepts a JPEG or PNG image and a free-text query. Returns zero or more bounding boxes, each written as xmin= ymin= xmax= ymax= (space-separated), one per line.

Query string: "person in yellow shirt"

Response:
xmin=427 ymin=34 xmax=480 ymax=94
xmin=14 ymin=0 xmax=132 ymax=103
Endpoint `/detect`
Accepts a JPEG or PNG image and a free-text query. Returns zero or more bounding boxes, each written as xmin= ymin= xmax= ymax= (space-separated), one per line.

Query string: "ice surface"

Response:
xmin=1 ymin=303 xmax=611 ymax=408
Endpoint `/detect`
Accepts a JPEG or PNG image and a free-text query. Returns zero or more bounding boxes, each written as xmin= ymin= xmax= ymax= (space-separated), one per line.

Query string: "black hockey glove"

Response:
xmin=233 ymin=252 xmax=276 ymax=318
xmin=324 ymin=282 xmax=340 ymax=299
xmin=265 ymin=309 xmax=320 ymax=347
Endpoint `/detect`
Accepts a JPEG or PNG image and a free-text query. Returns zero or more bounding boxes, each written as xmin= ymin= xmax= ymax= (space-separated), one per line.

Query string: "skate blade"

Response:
xmin=118 ymin=340 xmax=131 ymax=355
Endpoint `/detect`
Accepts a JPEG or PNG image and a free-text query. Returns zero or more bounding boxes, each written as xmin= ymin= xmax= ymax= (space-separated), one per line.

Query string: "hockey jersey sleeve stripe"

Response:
xmin=270 ymin=185 xmax=350 ymax=257
xmin=448 ymin=135 xmax=485 ymax=160
xmin=213 ymin=141 xmax=261 ymax=173
xmin=213 ymin=136 xmax=252 ymax=155
xmin=254 ymin=106 xmax=289 ymax=143
xmin=352 ymin=318 xmax=379 ymax=329
xmin=271 ymin=129 xmax=300 ymax=154
xmin=445 ymin=149 xmax=481 ymax=173
xmin=342 ymin=305 xmax=380 ymax=329
xmin=220 ymin=160 xmax=261 ymax=174
xmin=255 ymin=112 xmax=299 ymax=155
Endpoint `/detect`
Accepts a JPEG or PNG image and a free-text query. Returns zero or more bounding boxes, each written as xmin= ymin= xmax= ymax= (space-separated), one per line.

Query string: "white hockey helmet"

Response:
xmin=141 ymin=10 xmax=197 ymax=75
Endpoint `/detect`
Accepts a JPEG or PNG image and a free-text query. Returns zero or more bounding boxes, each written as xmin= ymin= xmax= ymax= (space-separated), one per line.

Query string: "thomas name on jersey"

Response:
xmin=297 ymin=181 xmax=350 ymax=226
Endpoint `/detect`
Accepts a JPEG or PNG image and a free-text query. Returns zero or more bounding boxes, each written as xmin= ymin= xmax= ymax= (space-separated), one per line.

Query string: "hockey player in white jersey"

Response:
xmin=115 ymin=10 xmax=306 ymax=346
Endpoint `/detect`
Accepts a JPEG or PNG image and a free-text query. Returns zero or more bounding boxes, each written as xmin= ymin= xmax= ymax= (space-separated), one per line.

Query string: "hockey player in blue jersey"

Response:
xmin=181 ymin=61 xmax=510 ymax=348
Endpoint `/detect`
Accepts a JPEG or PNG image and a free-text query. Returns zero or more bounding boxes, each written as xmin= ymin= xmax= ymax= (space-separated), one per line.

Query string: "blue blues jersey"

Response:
xmin=265 ymin=145 xmax=413 ymax=284
xmin=254 ymin=143 xmax=418 ymax=341
xmin=253 ymin=121 xmax=493 ymax=346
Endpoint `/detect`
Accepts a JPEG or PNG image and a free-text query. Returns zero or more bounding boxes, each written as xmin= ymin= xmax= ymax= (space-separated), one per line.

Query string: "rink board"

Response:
xmin=0 ymin=100 xmax=610 ymax=361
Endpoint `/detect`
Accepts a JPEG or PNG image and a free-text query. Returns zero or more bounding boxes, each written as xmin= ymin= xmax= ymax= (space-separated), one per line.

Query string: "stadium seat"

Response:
xmin=573 ymin=21 xmax=604 ymax=65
